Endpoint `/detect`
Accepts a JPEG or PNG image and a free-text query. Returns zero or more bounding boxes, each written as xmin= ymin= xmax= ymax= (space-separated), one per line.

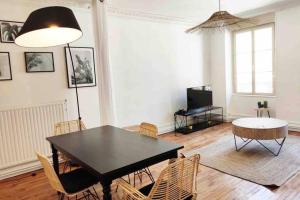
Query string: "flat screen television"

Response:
xmin=187 ymin=87 xmax=212 ymax=110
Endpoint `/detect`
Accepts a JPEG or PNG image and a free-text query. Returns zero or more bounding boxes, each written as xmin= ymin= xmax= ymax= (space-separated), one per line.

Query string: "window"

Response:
xmin=233 ymin=24 xmax=274 ymax=95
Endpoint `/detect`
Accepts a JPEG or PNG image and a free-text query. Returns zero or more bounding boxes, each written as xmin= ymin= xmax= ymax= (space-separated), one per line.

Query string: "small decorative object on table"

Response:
xmin=263 ymin=101 xmax=268 ymax=108
xmin=256 ymin=100 xmax=270 ymax=118
xmin=255 ymin=108 xmax=271 ymax=118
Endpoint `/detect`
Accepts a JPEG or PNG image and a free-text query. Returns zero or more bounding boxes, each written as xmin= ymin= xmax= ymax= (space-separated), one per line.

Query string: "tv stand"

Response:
xmin=174 ymin=106 xmax=223 ymax=134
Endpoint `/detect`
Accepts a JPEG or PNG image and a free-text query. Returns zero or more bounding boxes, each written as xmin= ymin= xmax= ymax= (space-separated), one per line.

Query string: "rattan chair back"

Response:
xmin=139 ymin=122 xmax=158 ymax=138
xmin=118 ymin=154 xmax=200 ymax=200
xmin=54 ymin=120 xmax=86 ymax=136
xmin=36 ymin=152 xmax=65 ymax=194
xmin=149 ymin=154 xmax=199 ymax=199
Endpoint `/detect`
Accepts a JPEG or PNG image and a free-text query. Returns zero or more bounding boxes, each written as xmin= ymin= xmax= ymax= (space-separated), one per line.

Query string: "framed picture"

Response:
xmin=25 ymin=52 xmax=55 ymax=72
xmin=0 ymin=20 xmax=23 ymax=43
xmin=0 ymin=52 xmax=12 ymax=81
xmin=65 ymin=47 xmax=96 ymax=88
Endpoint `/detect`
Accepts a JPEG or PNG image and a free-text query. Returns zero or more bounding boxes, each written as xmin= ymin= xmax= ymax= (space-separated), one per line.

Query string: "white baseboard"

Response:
xmin=0 ymin=155 xmax=56 ymax=181
xmin=0 ymin=160 xmax=42 ymax=180
xmin=225 ymin=113 xmax=253 ymax=122
xmin=158 ymin=116 xmax=202 ymax=134
xmin=158 ymin=122 xmax=175 ymax=134
xmin=288 ymin=121 xmax=300 ymax=132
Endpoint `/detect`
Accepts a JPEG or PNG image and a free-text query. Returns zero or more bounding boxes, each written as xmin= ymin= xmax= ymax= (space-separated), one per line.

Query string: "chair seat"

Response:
xmin=139 ymin=183 xmax=155 ymax=196
xmin=59 ymin=168 xmax=98 ymax=194
xmin=139 ymin=182 xmax=193 ymax=200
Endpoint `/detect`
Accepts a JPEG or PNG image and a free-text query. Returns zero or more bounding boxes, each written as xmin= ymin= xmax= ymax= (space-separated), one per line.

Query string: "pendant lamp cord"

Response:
xmin=219 ymin=0 xmax=221 ymax=11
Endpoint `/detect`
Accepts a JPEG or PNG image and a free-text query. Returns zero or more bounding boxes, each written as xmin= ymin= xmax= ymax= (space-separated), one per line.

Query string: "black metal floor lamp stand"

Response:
xmin=67 ymin=43 xmax=82 ymax=131
xmin=233 ymin=134 xmax=286 ymax=156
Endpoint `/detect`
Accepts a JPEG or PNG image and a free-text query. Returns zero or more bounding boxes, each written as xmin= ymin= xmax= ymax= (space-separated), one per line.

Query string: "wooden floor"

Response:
xmin=1 ymin=123 xmax=300 ymax=200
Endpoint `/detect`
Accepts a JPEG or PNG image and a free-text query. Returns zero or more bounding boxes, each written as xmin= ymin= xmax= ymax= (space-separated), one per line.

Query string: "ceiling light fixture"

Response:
xmin=186 ymin=0 xmax=248 ymax=33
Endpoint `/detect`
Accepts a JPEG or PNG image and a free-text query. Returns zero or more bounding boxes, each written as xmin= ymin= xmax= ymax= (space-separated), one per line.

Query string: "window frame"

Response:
xmin=232 ymin=23 xmax=275 ymax=96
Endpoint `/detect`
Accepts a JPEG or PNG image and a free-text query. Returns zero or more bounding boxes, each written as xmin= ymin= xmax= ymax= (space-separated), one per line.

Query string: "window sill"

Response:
xmin=232 ymin=93 xmax=276 ymax=98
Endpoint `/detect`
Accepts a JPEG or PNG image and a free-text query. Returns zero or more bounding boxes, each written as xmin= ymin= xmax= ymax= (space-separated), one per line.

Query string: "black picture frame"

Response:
xmin=24 ymin=52 xmax=55 ymax=73
xmin=64 ymin=46 xmax=96 ymax=88
xmin=0 ymin=52 xmax=12 ymax=81
xmin=0 ymin=20 xmax=24 ymax=43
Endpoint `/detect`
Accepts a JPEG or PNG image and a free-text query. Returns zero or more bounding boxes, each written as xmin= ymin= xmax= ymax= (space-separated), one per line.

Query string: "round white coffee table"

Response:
xmin=232 ymin=118 xmax=288 ymax=156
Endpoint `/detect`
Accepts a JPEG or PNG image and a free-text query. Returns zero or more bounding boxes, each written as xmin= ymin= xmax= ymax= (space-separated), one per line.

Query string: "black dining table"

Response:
xmin=47 ymin=125 xmax=183 ymax=200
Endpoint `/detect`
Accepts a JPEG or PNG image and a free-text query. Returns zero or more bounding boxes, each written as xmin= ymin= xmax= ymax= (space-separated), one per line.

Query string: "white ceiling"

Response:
xmin=10 ymin=0 xmax=299 ymax=22
xmin=5 ymin=0 xmax=93 ymax=9
xmin=107 ymin=0 xmax=300 ymax=21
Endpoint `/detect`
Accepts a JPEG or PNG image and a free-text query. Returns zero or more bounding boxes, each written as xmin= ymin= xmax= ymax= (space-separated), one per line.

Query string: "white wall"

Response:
xmin=106 ymin=13 xmax=210 ymax=131
xmin=275 ymin=6 xmax=300 ymax=129
xmin=0 ymin=0 xmax=101 ymax=128
xmin=210 ymin=32 xmax=227 ymax=112
xmin=210 ymin=30 xmax=234 ymax=116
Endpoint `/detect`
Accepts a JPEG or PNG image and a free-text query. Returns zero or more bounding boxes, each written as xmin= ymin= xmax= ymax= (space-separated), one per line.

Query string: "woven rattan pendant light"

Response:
xmin=186 ymin=0 xmax=247 ymax=33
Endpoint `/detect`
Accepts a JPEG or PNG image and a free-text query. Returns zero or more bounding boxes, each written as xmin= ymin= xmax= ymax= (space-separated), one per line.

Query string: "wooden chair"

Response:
xmin=54 ymin=120 xmax=86 ymax=136
xmin=139 ymin=122 xmax=158 ymax=138
xmin=133 ymin=122 xmax=158 ymax=186
xmin=54 ymin=120 xmax=87 ymax=172
xmin=115 ymin=123 xmax=158 ymax=192
xmin=117 ymin=154 xmax=200 ymax=200
xmin=36 ymin=152 xmax=100 ymax=200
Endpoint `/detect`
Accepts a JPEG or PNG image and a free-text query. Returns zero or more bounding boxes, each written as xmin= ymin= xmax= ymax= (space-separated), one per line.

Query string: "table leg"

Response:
xmin=256 ymin=137 xmax=286 ymax=156
xmin=185 ymin=116 xmax=188 ymax=128
xmin=233 ymin=134 xmax=253 ymax=151
xmin=174 ymin=151 xmax=179 ymax=158
xmin=221 ymin=108 xmax=223 ymax=122
xmin=174 ymin=114 xmax=177 ymax=136
xmin=51 ymin=144 xmax=59 ymax=175
xmin=101 ymin=179 xmax=112 ymax=200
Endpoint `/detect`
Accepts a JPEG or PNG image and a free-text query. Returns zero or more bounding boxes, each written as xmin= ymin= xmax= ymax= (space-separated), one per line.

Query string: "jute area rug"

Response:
xmin=185 ymin=135 xmax=300 ymax=186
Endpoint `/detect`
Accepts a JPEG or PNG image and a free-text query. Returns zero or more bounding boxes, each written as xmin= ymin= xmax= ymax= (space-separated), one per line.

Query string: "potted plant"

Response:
xmin=263 ymin=101 xmax=268 ymax=108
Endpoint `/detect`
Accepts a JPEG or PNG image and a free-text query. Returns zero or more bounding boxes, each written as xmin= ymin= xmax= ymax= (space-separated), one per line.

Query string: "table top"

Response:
xmin=232 ymin=118 xmax=288 ymax=129
xmin=47 ymin=125 xmax=183 ymax=177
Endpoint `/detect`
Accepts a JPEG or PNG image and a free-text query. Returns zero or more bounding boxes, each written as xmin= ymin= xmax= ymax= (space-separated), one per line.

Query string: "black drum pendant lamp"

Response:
xmin=15 ymin=6 xmax=82 ymax=47
xmin=15 ymin=6 xmax=84 ymax=130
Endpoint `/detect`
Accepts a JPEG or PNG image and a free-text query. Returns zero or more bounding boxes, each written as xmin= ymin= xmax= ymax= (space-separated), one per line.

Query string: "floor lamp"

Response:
xmin=15 ymin=6 xmax=84 ymax=130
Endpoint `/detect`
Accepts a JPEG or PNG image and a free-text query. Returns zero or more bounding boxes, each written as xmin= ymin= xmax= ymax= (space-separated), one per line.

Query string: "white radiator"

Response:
xmin=0 ymin=101 xmax=67 ymax=179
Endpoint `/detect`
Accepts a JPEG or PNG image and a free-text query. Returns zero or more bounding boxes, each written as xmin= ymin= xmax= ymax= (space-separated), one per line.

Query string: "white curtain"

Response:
xmin=93 ymin=0 xmax=116 ymax=125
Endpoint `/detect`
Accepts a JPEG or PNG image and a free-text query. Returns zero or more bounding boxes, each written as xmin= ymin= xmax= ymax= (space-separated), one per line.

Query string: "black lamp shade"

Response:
xmin=15 ymin=6 xmax=82 ymax=47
